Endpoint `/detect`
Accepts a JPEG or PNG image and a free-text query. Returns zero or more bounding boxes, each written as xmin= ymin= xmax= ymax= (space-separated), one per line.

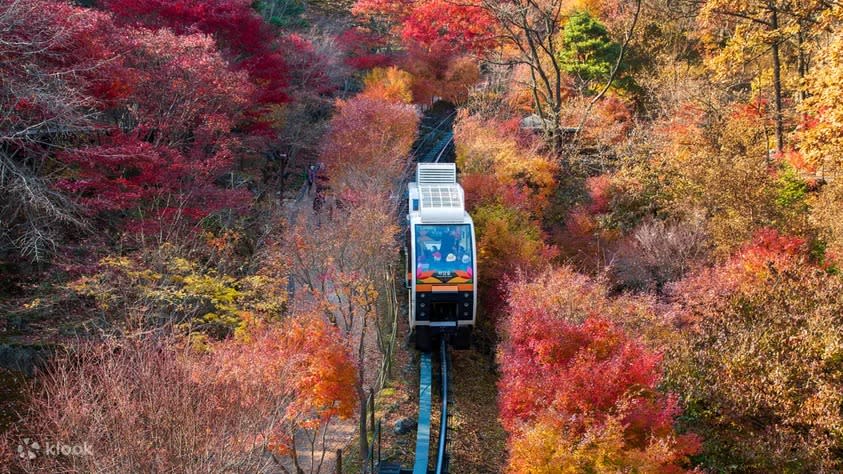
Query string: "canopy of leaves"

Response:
xmin=500 ymin=267 xmax=700 ymax=472
xmin=103 ymin=0 xmax=290 ymax=106
xmin=319 ymin=96 xmax=418 ymax=193
xmin=665 ymin=229 xmax=843 ymax=472
xmin=800 ymin=32 xmax=843 ymax=173
xmin=361 ymin=66 xmax=414 ymax=103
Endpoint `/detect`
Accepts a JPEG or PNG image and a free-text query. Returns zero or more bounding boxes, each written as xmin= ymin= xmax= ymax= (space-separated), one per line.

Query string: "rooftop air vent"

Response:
xmin=417 ymin=163 xmax=456 ymax=185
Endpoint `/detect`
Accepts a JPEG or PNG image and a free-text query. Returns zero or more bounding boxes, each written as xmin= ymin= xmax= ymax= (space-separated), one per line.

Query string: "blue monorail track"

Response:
xmin=413 ymin=351 xmax=433 ymax=474
xmin=435 ymin=338 xmax=450 ymax=474
xmin=379 ymin=339 xmax=450 ymax=474
xmin=413 ymin=338 xmax=450 ymax=474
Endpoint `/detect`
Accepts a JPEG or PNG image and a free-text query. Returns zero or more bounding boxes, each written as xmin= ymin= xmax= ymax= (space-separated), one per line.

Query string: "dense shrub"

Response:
xmin=665 ymin=230 xmax=843 ymax=472
xmin=499 ymin=267 xmax=700 ymax=472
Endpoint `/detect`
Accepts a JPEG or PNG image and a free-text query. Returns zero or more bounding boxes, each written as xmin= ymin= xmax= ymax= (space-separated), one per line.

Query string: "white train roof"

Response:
xmin=418 ymin=183 xmax=464 ymax=223
xmin=409 ymin=163 xmax=469 ymax=224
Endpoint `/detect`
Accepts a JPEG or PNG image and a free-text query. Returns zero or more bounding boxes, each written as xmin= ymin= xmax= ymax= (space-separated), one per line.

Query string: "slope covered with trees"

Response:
xmin=3 ymin=0 xmax=843 ymax=472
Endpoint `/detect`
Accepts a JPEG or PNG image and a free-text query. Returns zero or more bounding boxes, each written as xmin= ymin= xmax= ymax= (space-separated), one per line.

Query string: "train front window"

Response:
xmin=415 ymin=224 xmax=473 ymax=281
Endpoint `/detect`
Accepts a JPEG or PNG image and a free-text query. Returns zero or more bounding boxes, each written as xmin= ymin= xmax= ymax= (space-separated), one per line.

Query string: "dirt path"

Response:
xmin=280 ymin=181 xmax=388 ymax=474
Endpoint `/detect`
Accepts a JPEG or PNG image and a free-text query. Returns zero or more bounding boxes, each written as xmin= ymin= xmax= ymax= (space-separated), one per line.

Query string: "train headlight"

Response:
xmin=463 ymin=292 xmax=470 ymax=298
xmin=420 ymin=303 xmax=425 ymax=308
xmin=464 ymin=302 xmax=469 ymax=307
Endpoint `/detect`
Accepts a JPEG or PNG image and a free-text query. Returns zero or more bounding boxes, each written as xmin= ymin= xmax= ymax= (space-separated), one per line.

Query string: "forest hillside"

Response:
xmin=2 ymin=0 xmax=843 ymax=473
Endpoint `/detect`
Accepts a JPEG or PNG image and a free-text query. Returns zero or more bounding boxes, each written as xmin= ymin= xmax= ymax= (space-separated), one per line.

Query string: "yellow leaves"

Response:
xmin=454 ymin=113 xmax=558 ymax=207
xmin=361 ymin=66 xmax=414 ymax=104
xmin=99 ymin=255 xmax=132 ymax=269
xmin=23 ymin=298 xmax=42 ymax=310
xmin=508 ymin=416 xmax=648 ymax=473
xmin=168 ymin=256 xmax=196 ymax=273
xmin=69 ymin=253 xmax=288 ymax=337
xmin=800 ymin=33 xmax=843 ymax=172
xmin=187 ymin=331 xmax=211 ymax=353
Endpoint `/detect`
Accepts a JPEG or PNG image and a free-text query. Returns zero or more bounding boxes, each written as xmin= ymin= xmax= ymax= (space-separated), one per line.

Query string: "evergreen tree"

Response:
xmin=558 ymin=11 xmax=621 ymax=92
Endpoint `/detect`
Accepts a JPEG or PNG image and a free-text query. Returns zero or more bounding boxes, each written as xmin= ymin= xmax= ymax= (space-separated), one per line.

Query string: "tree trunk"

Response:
xmin=770 ymin=7 xmax=784 ymax=153
xmin=357 ymin=382 xmax=368 ymax=470
xmin=796 ymin=21 xmax=807 ymax=103
xmin=357 ymin=313 xmax=369 ymax=471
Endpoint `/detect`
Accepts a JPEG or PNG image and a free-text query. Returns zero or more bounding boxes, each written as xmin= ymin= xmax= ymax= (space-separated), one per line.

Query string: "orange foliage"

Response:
xmin=6 ymin=323 xmax=357 ymax=472
xmin=210 ymin=315 xmax=357 ymax=427
xmin=454 ymin=112 xmax=557 ymax=214
xmin=361 ymin=66 xmax=413 ymax=103
xmin=500 ymin=268 xmax=700 ymax=472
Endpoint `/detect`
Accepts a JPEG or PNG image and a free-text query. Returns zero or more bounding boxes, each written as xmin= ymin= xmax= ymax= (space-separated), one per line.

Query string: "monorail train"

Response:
xmin=406 ymin=163 xmax=476 ymax=351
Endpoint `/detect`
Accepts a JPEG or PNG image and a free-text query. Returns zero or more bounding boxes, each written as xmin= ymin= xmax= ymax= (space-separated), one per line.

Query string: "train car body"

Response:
xmin=406 ymin=163 xmax=475 ymax=351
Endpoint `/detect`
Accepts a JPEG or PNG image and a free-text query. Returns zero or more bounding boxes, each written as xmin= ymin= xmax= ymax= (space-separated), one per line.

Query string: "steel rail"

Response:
xmin=435 ymin=339 xmax=449 ymax=474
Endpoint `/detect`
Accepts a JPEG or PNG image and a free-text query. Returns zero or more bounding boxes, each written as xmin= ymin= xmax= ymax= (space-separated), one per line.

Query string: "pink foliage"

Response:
xmin=586 ymin=174 xmax=613 ymax=214
xmin=499 ymin=268 xmax=700 ymax=469
xmin=670 ymin=228 xmax=810 ymax=327
xmin=337 ymin=28 xmax=393 ymax=70
xmin=103 ymin=0 xmax=289 ymax=106
xmin=280 ymin=33 xmax=335 ymax=95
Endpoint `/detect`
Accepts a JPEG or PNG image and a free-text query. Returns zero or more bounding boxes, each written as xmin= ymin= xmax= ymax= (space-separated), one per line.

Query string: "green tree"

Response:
xmin=557 ymin=11 xmax=621 ymax=93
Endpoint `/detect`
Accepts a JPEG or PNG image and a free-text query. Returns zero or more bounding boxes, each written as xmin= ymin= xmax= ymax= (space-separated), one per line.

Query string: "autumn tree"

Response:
xmin=0 ymin=0 xmax=112 ymax=261
xmin=648 ymin=99 xmax=810 ymax=255
xmin=352 ymin=0 xmax=497 ymax=56
xmin=285 ymin=194 xmax=399 ymax=463
xmin=455 ymin=113 xmax=557 ymax=212
xmin=481 ymin=0 xmax=640 ymax=149
xmin=665 ymin=229 xmax=843 ymax=471
xmin=481 ymin=0 xmax=569 ymax=145
xmin=352 ymin=0 xmax=494 ymax=104
xmin=55 ymin=27 xmax=254 ymax=234
xmin=799 ymin=29 xmax=843 ymax=175
xmin=400 ymin=0 xmax=498 ymax=57
xmin=361 ymin=66 xmax=414 ymax=103
xmin=402 ymin=50 xmax=482 ymax=104
xmin=319 ymin=95 xmax=418 ymax=194
xmin=500 ymin=267 xmax=700 ymax=472
xmin=103 ymin=0 xmax=290 ymax=108
xmin=7 ymin=319 xmax=356 ymax=473
xmin=698 ymin=0 xmax=831 ymax=153
xmin=288 ymin=87 xmax=420 ymax=463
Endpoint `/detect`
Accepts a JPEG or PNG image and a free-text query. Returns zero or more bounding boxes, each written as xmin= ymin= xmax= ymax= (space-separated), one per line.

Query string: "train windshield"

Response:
xmin=415 ymin=224 xmax=473 ymax=282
